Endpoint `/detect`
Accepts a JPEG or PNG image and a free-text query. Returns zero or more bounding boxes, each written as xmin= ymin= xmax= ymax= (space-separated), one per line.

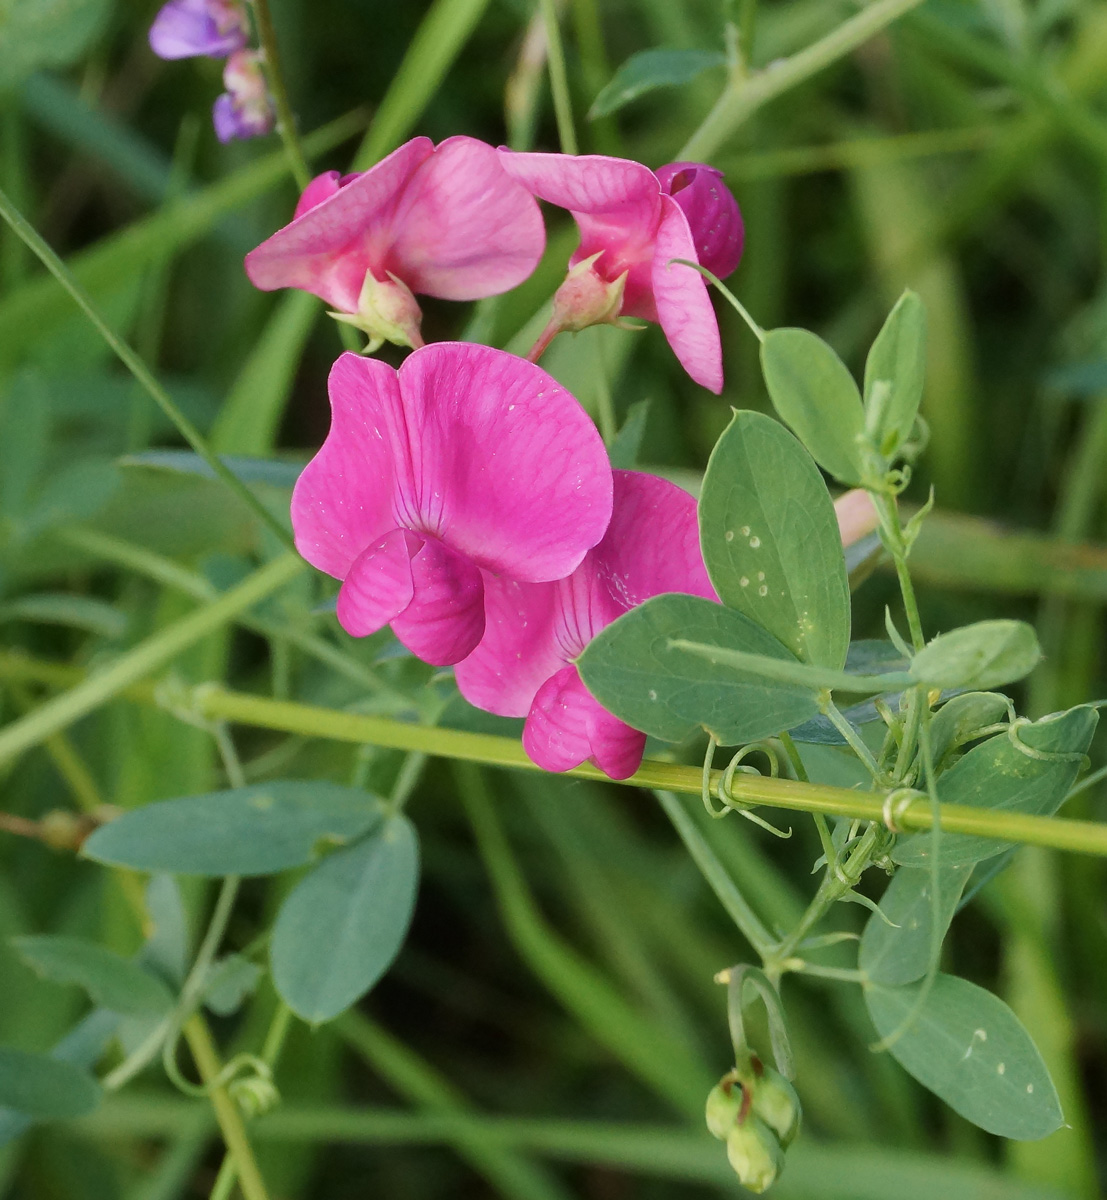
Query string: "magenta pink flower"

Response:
xmin=245 ymin=137 xmax=546 ymax=353
xmin=291 ymin=343 xmax=612 ymax=667
xmin=456 ymin=470 xmax=717 ymax=779
xmin=498 ymin=151 xmax=743 ymax=394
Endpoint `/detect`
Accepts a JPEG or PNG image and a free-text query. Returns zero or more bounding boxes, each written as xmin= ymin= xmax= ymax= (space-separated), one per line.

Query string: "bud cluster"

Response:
xmin=705 ymin=1057 xmax=801 ymax=1194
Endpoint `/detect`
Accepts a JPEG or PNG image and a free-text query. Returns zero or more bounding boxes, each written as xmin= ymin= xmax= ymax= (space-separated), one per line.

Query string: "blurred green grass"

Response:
xmin=1 ymin=0 xmax=1106 ymax=1196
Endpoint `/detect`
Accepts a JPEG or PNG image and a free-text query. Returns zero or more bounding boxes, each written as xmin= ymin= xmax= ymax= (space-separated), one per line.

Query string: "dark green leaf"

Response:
xmin=0 ymin=593 xmax=127 ymax=639
xmin=860 ymin=864 xmax=973 ymax=987
xmin=893 ymin=704 xmax=1098 ymax=867
xmin=929 ymin=692 xmax=1011 ymax=767
xmin=865 ymin=974 xmax=1062 ymax=1140
xmin=577 ymin=593 xmax=819 ymax=746
xmin=864 ymin=290 xmax=927 ymax=456
xmin=202 ymin=955 xmax=263 ymax=1017
xmin=12 ymin=935 xmax=173 ymax=1015
xmin=0 ymin=0 xmax=111 ymax=89
xmin=588 ymin=48 xmax=725 ymax=119
xmin=271 ymin=816 xmax=420 ymax=1024
xmin=83 ymin=782 xmax=384 ymax=877
xmin=0 ymin=1046 xmax=101 ymax=1119
xmin=910 ymin=620 xmax=1041 ymax=690
xmin=700 ymin=411 xmax=850 ymax=667
xmin=141 ymin=875 xmax=189 ymax=985
xmin=760 ymin=328 xmax=866 ymax=485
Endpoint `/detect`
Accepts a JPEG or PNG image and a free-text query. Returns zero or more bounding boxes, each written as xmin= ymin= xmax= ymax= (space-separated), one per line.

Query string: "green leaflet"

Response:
xmin=12 ymin=936 xmax=173 ymax=1016
xmin=588 ymin=48 xmax=726 ymax=119
xmin=577 ymin=592 xmax=819 ymax=746
xmin=83 ymin=782 xmax=384 ymax=877
xmin=865 ymin=974 xmax=1062 ymax=1140
xmin=0 ymin=1046 xmax=101 ymax=1119
xmin=271 ymin=817 xmax=420 ymax=1024
xmin=0 ymin=0 xmax=110 ymax=90
xmin=910 ymin=620 xmax=1042 ymax=690
xmin=760 ymin=328 xmax=867 ymax=485
xmin=700 ymin=410 xmax=851 ymax=667
xmin=864 ymin=290 xmax=927 ymax=457
xmin=859 ymin=864 xmax=973 ymax=987
xmin=893 ymin=704 xmax=1098 ymax=867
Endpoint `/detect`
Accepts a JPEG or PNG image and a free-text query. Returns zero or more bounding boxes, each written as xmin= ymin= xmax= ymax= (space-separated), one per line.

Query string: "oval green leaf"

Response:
xmin=929 ymin=691 xmax=1012 ymax=768
xmin=859 ymin=864 xmax=972 ymax=987
xmin=577 ymin=593 xmax=820 ymax=746
xmin=0 ymin=1047 xmax=101 ymax=1119
xmin=83 ymin=781 xmax=383 ymax=877
xmin=699 ymin=410 xmax=850 ymax=668
xmin=910 ymin=620 xmax=1041 ymax=691
xmin=893 ymin=704 xmax=1098 ymax=867
xmin=864 ymin=290 xmax=927 ymax=457
xmin=865 ymin=974 xmax=1062 ymax=1140
xmin=12 ymin=935 xmax=173 ymax=1016
xmin=588 ymin=48 xmax=725 ymax=119
xmin=760 ymin=328 xmax=866 ymax=485
xmin=271 ymin=816 xmax=420 ymax=1024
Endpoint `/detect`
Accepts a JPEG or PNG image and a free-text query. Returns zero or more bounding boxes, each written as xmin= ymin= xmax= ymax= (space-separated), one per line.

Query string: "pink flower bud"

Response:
xmin=656 ymin=161 xmax=744 ymax=280
xmin=329 ymin=270 xmax=425 ymax=353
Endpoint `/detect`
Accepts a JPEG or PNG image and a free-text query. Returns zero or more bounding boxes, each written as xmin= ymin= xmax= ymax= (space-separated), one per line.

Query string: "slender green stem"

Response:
xmin=821 ymin=699 xmax=885 ymax=783
xmin=668 ymin=639 xmax=913 ymax=693
xmin=780 ymin=730 xmax=836 ymax=865
xmin=678 ymin=0 xmax=928 ymax=160
xmin=669 ymin=260 xmax=764 ymax=341
xmin=539 ymin=0 xmax=579 ymax=154
xmin=0 ymin=185 xmax=297 ymax=553
xmin=0 ymin=556 xmax=304 ymax=770
xmin=654 ymin=789 xmax=775 ymax=958
xmin=870 ymin=493 xmax=926 ymax=651
xmin=249 ymin=0 xmax=310 ymax=188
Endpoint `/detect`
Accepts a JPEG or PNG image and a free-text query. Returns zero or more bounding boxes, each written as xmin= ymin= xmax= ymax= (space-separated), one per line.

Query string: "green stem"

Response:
xmin=0 ymin=185 xmax=296 ymax=554
xmin=0 ymin=555 xmax=304 ymax=769
xmin=249 ymin=0 xmax=311 ymax=188
xmin=653 ymin=789 xmax=775 ymax=958
xmin=821 ymin=698 xmax=885 ymax=783
xmin=678 ymin=0 xmax=928 ymax=160
xmin=539 ymin=0 xmax=579 ymax=154
xmin=870 ymin=493 xmax=926 ymax=651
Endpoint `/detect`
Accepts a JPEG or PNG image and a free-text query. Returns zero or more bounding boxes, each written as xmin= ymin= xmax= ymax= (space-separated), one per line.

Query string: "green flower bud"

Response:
xmin=705 ymin=1070 xmax=744 ymax=1140
xmin=725 ymin=1116 xmax=784 ymax=1194
xmin=751 ymin=1064 xmax=802 ymax=1148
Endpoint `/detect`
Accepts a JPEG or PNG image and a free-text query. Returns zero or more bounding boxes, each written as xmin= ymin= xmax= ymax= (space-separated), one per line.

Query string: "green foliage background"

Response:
xmin=1 ymin=0 xmax=1106 ymax=1196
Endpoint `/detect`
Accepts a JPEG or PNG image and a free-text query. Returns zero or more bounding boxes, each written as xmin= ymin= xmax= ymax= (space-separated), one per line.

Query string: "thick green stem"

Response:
xmin=0 ymin=186 xmax=297 ymax=553
xmin=249 ymin=0 xmax=311 ymax=188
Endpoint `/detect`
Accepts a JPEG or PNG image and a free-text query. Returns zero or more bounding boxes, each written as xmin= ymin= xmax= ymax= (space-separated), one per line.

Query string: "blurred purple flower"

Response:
xmin=213 ymin=50 xmax=275 ymax=143
xmin=149 ymin=0 xmax=249 ymax=60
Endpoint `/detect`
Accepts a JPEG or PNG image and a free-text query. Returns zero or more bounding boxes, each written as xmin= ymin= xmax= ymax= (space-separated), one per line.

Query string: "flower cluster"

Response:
xmin=149 ymin=0 xmax=275 ymax=143
xmin=249 ymin=137 xmax=757 ymax=778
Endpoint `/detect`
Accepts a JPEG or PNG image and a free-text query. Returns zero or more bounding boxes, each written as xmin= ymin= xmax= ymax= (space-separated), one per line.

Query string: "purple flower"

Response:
xmin=149 ymin=0 xmax=249 ymax=60
xmin=212 ymin=50 xmax=275 ymax=143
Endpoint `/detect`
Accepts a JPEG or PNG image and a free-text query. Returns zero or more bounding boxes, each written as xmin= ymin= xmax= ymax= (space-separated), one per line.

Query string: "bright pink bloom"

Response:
xmin=498 ymin=151 xmax=743 ymax=393
xmin=456 ymin=470 xmax=717 ymax=779
xmin=245 ymin=137 xmax=546 ymax=352
xmin=292 ymin=343 xmax=612 ymax=667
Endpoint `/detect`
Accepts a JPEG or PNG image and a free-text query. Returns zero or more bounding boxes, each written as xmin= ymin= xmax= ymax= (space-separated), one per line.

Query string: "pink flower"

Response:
xmin=291 ymin=343 xmax=613 ymax=667
xmin=498 ymin=151 xmax=743 ymax=394
xmin=245 ymin=137 xmax=546 ymax=353
xmin=456 ymin=470 xmax=717 ymax=779
xmin=212 ymin=50 xmax=275 ymax=143
xmin=149 ymin=0 xmax=249 ymax=60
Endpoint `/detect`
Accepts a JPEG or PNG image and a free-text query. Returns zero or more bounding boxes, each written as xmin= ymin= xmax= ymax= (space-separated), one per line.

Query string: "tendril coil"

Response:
xmin=702 ymin=737 xmax=792 ymax=839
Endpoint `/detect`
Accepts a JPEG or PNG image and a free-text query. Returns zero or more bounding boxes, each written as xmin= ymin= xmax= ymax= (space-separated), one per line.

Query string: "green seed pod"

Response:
xmin=725 ymin=1116 xmax=784 ymax=1194
xmin=751 ymin=1063 xmax=802 ymax=1148
xmin=705 ymin=1070 xmax=744 ymax=1140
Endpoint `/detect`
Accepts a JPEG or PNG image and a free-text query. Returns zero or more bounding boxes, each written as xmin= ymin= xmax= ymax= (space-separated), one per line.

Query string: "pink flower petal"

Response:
xmin=651 ymin=195 xmax=723 ymax=393
xmin=336 ymin=528 xmax=417 ymax=637
xmin=244 ymin=138 xmax=434 ymax=312
xmin=396 ymin=342 xmax=612 ymax=582
xmin=389 ymin=137 xmax=546 ymax=301
xmin=391 ymin=536 xmax=486 ymax=665
xmin=498 ymin=150 xmax=661 ymax=313
xmin=523 ymin=665 xmax=646 ymax=779
xmin=455 ymin=576 xmax=564 ymax=717
xmin=655 ymin=162 xmax=744 ymax=280
xmin=294 ymin=171 xmax=342 ymax=219
xmin=290 ymin=353 xmax=404 ymax=580
xmin=834 ymin=488 xmax=879 ymax=548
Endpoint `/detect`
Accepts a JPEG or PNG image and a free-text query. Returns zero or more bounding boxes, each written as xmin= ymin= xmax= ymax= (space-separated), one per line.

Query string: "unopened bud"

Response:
xmin=39 ymin=810 xmax=85 ymax=851
xmin=656 ymin=162 xmax=743 ymax=280
xmin=551 ymin=253 xmax=627 ymax=333
xmin=751 ymin=1062 xmax=801 ymax=1148
xmin=705 ymin=1070 xmax=745 ymax=1140
xmin=331 ymin=270 xmax=425 ymax=353
xmin=725 ymin=1116 xmax=783 ymax=1194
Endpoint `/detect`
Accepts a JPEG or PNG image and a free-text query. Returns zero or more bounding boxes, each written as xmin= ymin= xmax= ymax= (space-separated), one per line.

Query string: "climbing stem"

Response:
xmin=249 ymin=0 xmax=311 ymax=188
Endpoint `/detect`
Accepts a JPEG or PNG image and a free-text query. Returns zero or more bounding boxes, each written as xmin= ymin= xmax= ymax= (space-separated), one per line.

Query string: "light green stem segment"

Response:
xmin=539 ymin=0 xmax=579 ymax=155
xmin=0 ymin=555 xmax=304 ymax=769
xmin=679 ymin=0 xmax=928 ymax=160
xmin=0 ymin=185 xmax=297 ymax=554
xmin=249 ymin=0 xmax=311 ymax=188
